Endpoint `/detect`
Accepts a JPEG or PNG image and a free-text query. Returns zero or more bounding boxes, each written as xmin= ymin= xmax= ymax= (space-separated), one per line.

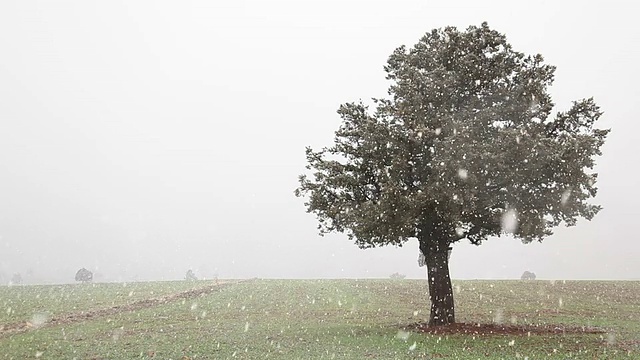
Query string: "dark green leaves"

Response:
xmin=296 ymin=23 xmax=609 ymax=249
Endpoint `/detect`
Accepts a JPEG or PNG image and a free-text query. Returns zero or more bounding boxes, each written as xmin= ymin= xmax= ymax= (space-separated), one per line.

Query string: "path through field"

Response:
xmin=0 ymin=280 xmax=247 ymax=338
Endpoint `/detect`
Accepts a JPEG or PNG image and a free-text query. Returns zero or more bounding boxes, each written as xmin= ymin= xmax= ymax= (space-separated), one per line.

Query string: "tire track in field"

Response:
xmin=0 ymin=279 xmax=252 ymax=338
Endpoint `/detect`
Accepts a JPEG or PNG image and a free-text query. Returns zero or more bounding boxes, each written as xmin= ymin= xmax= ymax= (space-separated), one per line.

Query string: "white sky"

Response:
xmin=0 ymin=0 xmax=638 ymax=283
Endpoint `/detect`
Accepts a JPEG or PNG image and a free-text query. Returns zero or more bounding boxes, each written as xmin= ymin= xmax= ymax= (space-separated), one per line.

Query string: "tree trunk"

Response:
xmin=422 ymin=243 xmax=455 ymax=326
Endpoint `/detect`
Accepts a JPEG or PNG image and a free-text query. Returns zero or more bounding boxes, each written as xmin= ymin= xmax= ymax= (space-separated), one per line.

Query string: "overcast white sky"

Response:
xmin=0 ymin=0 xmax=638 ymax=283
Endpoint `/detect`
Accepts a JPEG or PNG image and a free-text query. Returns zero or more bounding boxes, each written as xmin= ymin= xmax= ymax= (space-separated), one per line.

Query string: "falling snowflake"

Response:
xmin=31 ymin=313 xmax=48 ymax=328
xmin=606 ymin=333 xmax=616 ymax=345
xmin=493 ymin=309 xmax=504 ymax=324
xmin=501 ymin=208 xmax=519 ymax=233
xmin=561 ymin=190 xmax=571 ymax=205
xmin=396 ymin=330 xmax=410 ymax=341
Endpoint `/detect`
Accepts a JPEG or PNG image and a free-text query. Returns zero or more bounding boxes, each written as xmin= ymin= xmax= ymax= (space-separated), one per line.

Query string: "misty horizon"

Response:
xmin=1 ymin=1 xmax=638 ymax=285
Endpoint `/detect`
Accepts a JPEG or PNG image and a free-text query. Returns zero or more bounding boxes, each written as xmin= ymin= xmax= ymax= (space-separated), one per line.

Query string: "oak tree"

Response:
xmin=295 ymin=23 xmax=608 ymax=326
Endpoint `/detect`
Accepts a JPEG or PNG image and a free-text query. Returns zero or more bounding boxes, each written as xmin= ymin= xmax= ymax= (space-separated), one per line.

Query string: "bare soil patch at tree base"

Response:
xmin=408 ymin=322 xmax=606 ymax=336
xmin=0 ymin=280 xmax=250 ymax=338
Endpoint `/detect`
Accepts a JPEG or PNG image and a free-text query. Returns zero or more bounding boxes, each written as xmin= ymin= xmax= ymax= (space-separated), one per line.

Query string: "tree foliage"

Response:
xmin=185 ymin=269 xmax=198 ymax=281
xmin=75 ymin=268 xmax=93 ymax=283
xmin=521 ymin=271 xmax=536 ymax=280
xmin=296 ymin=22 xmax=608 ymax=248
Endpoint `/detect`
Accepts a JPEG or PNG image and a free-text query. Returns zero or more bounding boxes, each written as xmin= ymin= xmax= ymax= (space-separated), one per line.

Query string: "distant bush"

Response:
xmin=10 ymin=273 xmax=23 ymax=285
xmin=185 ymin=270 xmax=198 ymax=281
xmin=75 ymin=268 xmax=93 ymax=283
xmin=521 ymin=271 xmax=536 ymax=280
xmin=390 ymin=272 xmax=406 ymax=280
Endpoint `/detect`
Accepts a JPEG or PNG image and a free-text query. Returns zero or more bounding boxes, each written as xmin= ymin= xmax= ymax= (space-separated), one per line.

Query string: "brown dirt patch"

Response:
xmin=0 ymin=279 xmax=251 ymax=338
xmin=407 ymin=322 xmax=605 ymax=336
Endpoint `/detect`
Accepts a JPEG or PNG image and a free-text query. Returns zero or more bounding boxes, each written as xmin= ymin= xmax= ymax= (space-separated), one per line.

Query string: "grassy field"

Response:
xmin=0 ymin=279 xmax=638 ymax=359
xmin=0 ymin=281 xmax=213 ymax=326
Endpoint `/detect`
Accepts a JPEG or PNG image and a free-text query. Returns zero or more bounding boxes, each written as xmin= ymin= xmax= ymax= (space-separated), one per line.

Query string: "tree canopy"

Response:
xmin=296 ymin=22 xmax=607 ymax=248
xmin=75 ymin=268 xmax=93 ymax=283
xmin=185 ymin=269 xmax=198 ymax=281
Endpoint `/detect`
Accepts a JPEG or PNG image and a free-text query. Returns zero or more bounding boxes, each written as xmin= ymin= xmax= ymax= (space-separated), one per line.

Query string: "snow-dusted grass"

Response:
xmin=1 ymin=279 xmax=638 ymax=359
xmin=0 ymin=280 xmax=207 ymax=325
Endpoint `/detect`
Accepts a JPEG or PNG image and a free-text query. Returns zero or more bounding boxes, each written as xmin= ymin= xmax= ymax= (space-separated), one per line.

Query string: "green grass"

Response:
xmin=1 ymin=279 xmax=638 ymax=359
xmin=0 ymin=281 xmax=208 ymax=325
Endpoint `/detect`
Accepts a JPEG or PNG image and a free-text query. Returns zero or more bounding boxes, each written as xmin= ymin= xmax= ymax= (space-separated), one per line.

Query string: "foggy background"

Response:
xmin=1 ymin=1 xmax=637 ymax=284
